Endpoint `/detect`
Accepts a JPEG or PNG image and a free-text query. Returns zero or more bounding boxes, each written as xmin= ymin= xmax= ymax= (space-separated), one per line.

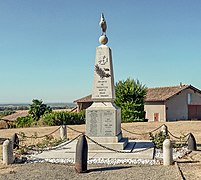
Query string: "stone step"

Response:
xmin=88 ymin=138 xmax=128 ymax=151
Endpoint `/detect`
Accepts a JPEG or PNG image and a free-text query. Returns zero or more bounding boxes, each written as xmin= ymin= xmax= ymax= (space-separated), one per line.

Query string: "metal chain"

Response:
xmin=67 ymin=126 xmax=85 ymax=134
xmin=168 ymin=130 xmax=189 ymax=140
xmin=21 ymin=134 xmax=82 ymax=152
xmin=85 ymin=135 xmax=153 ymax=154
xmin=17 ymin=126 xmax=61 ymax=139
xmin=121 ymin=124 xmax=164 ymax=136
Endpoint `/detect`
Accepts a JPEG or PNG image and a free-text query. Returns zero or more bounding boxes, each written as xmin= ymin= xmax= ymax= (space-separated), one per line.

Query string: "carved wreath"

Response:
xmin=95 ymin=64 xmax=111 ymax=79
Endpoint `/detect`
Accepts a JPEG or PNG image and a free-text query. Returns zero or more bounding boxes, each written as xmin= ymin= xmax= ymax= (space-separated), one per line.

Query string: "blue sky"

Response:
xmin=1 ymin=1 xmax=201 ymax=103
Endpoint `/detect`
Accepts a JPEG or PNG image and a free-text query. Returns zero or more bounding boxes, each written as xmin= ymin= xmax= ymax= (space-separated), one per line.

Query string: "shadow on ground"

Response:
xmin=88 ymin=166 xmax=131 ymax=172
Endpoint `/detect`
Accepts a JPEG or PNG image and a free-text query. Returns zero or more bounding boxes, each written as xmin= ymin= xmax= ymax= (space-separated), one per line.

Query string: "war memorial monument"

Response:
xmin=86 ymin=14 xmax=128 ymax=150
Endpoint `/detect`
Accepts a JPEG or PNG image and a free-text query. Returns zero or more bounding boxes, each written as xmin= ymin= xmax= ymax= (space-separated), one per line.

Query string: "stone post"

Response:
xmin=161 ymin=124 xmax=168 ymax=136
xmin=163 ymin=139 xmax=173 ymax=166
xmin=75 ymin=134 xmax=88 ymax=173
xmin=187 ymin=133 xmax=197 ymax=151
xmin=60 ymin=125 xmax=67 ymax=140
xmin=3 ymin=140 xmax=14 ymax=165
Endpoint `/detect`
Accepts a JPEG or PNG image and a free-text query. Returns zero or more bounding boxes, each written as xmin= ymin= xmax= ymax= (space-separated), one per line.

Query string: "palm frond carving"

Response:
xmin=95 ymin=64 xmax=111 ymax=79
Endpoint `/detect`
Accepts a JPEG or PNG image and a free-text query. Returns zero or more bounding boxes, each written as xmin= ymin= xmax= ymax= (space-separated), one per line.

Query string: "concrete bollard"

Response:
xmin=11 ymin=133 xmax=19 ymax=149
xmin=60 ymin=125 xmax=67 ymax=140
xmin=161 ymin=124 xmax=168 ymax=136
xmin=163 ymin=139 xmax=173 ymax=166
xmin=3 ymin=140 xmax=14 ymax=165
xmin=187 ymin=133 xmax=197 ymax=151
xmin=75 ymin=134 xmax=88 ymax=173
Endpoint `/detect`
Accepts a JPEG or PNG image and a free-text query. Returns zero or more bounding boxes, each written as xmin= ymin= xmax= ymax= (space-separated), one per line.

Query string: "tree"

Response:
xmin=28 ymin=99 xmax=52 ymax=121
xmin=114 ymin=78 xmax=147 ymax=122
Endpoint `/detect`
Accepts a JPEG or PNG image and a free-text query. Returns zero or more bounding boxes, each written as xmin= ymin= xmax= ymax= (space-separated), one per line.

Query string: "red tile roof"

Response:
xmin=74 ymin=85 xmax=201 ymax=103
xmin=145 ymin=85 xmax=190 ymax=101
xmin=74 ymin=94 xmax=92 ymax=103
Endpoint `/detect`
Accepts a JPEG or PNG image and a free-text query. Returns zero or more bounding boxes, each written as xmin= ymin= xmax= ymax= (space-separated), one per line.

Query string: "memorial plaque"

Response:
xmin=86 ymin=110 xmax=115 ymax=137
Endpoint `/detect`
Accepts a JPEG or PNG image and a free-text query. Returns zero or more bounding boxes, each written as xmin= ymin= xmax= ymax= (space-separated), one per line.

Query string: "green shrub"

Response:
xmin=38 ymin=111 xmax=85 ymax=126
xmin=149 ymin=132 xmax=169 ymax=149
xmin=15 ymin=116 xmax=34 ymax=128
xmin=14 ymin=111 xmax=85 ymax=127
xmin=115 ymin=78 xmax=147 ymax=122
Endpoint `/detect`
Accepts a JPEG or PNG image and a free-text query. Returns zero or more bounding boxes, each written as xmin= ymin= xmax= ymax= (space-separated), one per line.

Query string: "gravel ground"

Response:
xmin=0 ymin=163 xmax=180 ymax=180
xmin=1 ymin=122 xmax=201 ymax=179
xmin=177 ymin=150 xmax=201 ymax=180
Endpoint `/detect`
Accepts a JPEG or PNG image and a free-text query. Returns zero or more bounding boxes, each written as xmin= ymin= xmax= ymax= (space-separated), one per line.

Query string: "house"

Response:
xmin=74 ymin=95 xmax=93 ymax=112
xmin=74 ymin=84 xmax=201 ymax=121
xmin=145 ymin=84 xmax=201 ymax=121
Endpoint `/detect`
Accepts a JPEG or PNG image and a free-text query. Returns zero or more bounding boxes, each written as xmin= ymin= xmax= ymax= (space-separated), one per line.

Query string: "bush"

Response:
xmin=149 ymin=132 xmax=169 ymax=149
xmin=38 ymin=111 xmax=85 ymax=126
xmin=115 ymin=78 xmax=147 ymax=122
xmin=14 ymin=111 xmax=85 ymax=127
xmin=15 ymin=116 xmax=35 ymax=128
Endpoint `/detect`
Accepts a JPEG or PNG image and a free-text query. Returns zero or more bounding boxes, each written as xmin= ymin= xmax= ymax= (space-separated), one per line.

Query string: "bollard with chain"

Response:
xmin=187 ymin=133 xmax=197 ymax=151
xmin=11 ymin=133 xmax=19 ymax=149
xmin=163 ymin=139 xmax=173 ymax=166
xmin=161 ymin=124 xmax=168 ymax=136
xmin=3 ymin=139 xmax=14 ymax=165
xmin=60 ymin=125 xmax=67 ymax=140
xmin=75 ymin=134 xmax=88 ymax=173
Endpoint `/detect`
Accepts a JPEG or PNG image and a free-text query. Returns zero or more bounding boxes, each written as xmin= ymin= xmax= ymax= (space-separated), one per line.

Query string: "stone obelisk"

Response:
xmin=86 ymin=14 xmax=127 ymax=150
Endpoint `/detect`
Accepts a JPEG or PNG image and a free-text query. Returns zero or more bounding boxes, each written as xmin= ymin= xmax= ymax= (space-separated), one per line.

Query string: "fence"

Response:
xmin=3 ymin=123 xmax=191 ymax=158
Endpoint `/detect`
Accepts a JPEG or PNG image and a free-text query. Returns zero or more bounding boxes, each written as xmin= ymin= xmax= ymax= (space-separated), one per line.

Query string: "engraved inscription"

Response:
xmin=87 ymin=110 xmax=115 ymax=137
xmin=88 ymin=111 xmax=98 ymax=136
xmin=103 ymin=111 xmax=114 ymax=136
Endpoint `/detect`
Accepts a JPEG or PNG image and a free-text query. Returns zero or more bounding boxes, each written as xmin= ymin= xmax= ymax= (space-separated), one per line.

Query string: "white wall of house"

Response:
xmin=165 ymin=90 xmax=188 ymax=121
xmin=189 ymin=88 xmax=201 ymax=105
xmin=165 ymin=88 xmax=197 ymax=121
xmin=144 ymin=102 xmax=166 ymax=122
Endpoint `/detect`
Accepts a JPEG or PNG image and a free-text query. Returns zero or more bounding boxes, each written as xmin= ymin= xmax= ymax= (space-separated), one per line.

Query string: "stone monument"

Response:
xmin=86 ymin=14 xmax=128 ymax=150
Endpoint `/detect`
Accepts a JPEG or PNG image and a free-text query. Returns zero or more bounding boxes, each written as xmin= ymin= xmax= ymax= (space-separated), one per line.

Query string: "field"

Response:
xmin=0 ymin=121 xmax=201 ymax=179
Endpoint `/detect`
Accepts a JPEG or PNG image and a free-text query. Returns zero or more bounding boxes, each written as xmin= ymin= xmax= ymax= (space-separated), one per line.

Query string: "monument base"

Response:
xmin=86 ymin=102 xmax=128 ymax=150
xmin=87 ymin=137 xmax=128 ymax=151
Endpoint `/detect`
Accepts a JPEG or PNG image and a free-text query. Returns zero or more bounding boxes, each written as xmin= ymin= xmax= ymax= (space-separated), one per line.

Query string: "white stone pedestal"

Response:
xmin=86 ymin=102 xmax=128 ymax=150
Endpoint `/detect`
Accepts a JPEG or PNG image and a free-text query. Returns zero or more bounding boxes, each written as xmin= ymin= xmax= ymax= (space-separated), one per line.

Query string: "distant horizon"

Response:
xmin=0 ymin=102 xmax=75 ymax=105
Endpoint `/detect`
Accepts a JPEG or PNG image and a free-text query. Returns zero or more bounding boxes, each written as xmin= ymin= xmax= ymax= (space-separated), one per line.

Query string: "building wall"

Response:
xmin=144 ymin=102 xmax=166 ymax=122
xmin=165 ymin=88 xmax=201 ymax=121
xmin=189 ymin=88 xmax=201 ymax=105
xmin=77 ymin=102 xmax=93 ymax=112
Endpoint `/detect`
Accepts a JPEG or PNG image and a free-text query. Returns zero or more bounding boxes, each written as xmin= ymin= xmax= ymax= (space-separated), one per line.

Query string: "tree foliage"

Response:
xmin=115 ymin=78 xmax=147 ymax=122
xmin=28 ymin=99 xmax=52 ymax=121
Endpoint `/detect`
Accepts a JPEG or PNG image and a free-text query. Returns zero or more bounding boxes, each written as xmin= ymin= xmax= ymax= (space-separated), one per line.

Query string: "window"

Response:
xmin=188 ymin=93 xmax=192 ymax=104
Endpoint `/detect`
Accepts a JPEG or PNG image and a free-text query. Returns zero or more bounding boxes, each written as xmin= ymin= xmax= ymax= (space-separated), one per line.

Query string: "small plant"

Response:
xmin=149 ymin=132 xmax=169 ymax=149
xmin=15 ymin=147 xmax=28 ymax=155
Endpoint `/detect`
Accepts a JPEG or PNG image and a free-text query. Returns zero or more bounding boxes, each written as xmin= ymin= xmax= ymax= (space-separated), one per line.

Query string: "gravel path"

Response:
xmin=0 ymin=163 xmax=180 ymax=180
